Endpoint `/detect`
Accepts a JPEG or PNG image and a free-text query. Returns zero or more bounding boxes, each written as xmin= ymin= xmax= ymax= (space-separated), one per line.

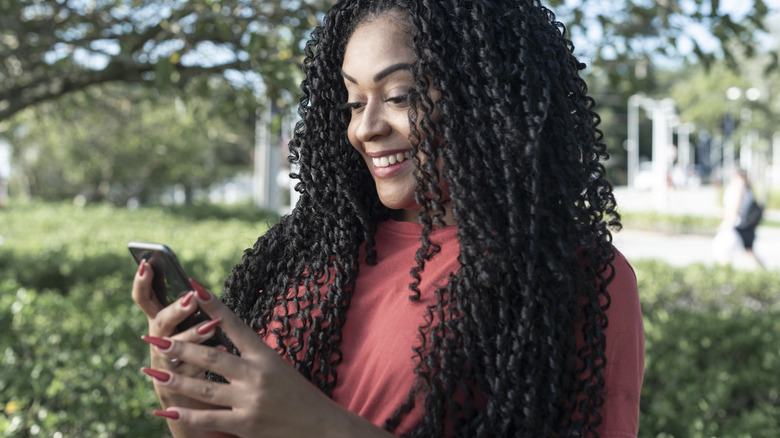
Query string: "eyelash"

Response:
xmin=337 ymin=95 xmax=409 ymax=111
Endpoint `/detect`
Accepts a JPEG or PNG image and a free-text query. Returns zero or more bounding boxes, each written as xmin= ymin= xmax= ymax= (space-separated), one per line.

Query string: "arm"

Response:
xmin=721 ymin=178 xmax=746 ymax=228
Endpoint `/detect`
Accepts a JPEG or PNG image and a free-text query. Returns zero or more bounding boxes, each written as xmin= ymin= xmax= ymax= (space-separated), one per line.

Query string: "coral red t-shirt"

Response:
xmin=271 ymin=220 xmax=645 ymax=436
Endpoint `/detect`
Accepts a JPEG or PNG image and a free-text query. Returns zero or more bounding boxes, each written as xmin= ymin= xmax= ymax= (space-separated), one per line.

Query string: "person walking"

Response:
xmin=715 ymin=168 xmax=765 ymax=269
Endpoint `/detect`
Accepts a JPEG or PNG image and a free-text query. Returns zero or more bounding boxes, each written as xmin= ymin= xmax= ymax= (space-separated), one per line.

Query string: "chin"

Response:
xmin=378 ymin=197 xmax=418 ymax=212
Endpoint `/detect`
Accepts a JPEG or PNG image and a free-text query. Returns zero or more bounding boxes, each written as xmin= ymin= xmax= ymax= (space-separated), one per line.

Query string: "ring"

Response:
xmin=166 ymin=357 xmax=179 ymax=364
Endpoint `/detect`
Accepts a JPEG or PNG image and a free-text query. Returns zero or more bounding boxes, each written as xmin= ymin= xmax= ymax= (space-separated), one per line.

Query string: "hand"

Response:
xmin=140 ymin=280 xmax=394 ymax=438
xmin=132 ymin=260 xmax=233 ymax=438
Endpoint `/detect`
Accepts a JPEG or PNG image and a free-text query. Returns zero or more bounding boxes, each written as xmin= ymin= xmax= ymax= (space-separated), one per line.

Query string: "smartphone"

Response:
xmin=128 ymin=242 xmax=224 ymax=344
xmin=128 ymin=242 xmax=192 ymax=307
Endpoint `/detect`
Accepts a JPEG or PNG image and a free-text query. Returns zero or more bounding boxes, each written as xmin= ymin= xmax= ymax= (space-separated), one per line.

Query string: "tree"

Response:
xmin=0 ymin=0 xmax=330 ymax=121
xmin=1 ymin=0 xmax=776 ymax=124
xmin=10 ymin=80 xmax=254 ymax=205
xmin=548 ymin=0 xmax=775 ymax=87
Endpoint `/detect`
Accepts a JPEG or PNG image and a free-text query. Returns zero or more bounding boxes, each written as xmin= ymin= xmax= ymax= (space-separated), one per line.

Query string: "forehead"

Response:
xmin=342 ymin=14 xmax=415 ymax=73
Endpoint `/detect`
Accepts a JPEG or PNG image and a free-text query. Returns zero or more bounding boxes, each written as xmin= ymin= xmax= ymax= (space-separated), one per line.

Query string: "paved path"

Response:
xmin=613 ymin=226 xmax=780 ymax=271
xmin=612 ymin=186 xmax=779 ymax=271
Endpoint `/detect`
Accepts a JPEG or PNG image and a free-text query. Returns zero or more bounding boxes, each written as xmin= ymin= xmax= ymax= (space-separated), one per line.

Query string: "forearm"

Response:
xmin=322 ymin=401 xmax=396 ymax=438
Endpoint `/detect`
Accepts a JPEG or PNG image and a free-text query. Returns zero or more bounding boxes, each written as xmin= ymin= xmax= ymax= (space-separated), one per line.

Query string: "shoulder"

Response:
xmin=606 ymin=249 xmax=639 ymax=307
xmin=598 ymin=247 xmax=645 ymax=437
xmin=603 ymin=248 xmax=643 ymax=347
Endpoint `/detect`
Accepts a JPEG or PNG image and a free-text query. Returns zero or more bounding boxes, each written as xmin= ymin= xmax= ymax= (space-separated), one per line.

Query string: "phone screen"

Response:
xmin=128 ymin=242 xmax=191 ymax=306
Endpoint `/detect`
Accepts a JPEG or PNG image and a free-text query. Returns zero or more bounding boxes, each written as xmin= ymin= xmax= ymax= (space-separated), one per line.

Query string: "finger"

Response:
xmin=148 ymin=291 xmax=199 ymax=337
xmin=152 ymin=407 xmax=239 ymax=435
xmin=190 ymin=279 xmax=271 ymax=359
xmin=142 ymin=367 xmax=235 ymax=408
xmin=156 ymin=338 xmax=248 ymax=381
xmin=168 ymin=317 xmax=223 ymax=344
xmin=132 ymin=260 xmax=164 ymax=317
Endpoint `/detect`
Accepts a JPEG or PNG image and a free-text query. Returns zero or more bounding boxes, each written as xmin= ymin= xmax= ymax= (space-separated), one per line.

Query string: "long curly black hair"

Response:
xmin=219 ymin=0 xmax=621 ymax=436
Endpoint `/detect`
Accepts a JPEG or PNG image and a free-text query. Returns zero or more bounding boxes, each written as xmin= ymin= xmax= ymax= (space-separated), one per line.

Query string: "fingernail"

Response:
xmin=216 ymin=345 xmax=228 ymax=352
xmin=153 ymin=409 xmax=180 ymax=421
xmin=195 ymin=317 xmax=222 ymax=335
xmin=141 ymin=367 xmax=172 ymax=383
xmin=180 ymin=291 xmax=194 ymax=307
xmin=189 ymin=278 xmax=212 ymax=302
xmin=138 ymin=260 xmax=146 ymax=276
xmin=141 ymin=335 xmax=173 ymax=351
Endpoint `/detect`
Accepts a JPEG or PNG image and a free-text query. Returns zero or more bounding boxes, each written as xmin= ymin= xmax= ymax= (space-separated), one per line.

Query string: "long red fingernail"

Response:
xmin=196 ymin=317 xmax=222 ymax=335
xmin=141 ymin=335 xmax=173 ymax=351
xmin=189 ymin=278 xmax=212 ymax=302
xmin=153 ymin=409 xmax=180 ymax=420
xmin=138 ymin=260 xmax=146 ymax=276
xmin=141 ymin=367 xmax=172 ymax=383
xmin=180 ymin=291 xmax=194 ymax=307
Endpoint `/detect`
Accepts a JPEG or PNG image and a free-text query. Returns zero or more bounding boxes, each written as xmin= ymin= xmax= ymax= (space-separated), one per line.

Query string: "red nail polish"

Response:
xmin=141 ymin=335 xmax=173 ymax=351
xmin=141 ymin=367 xmax=172 ymax=383
xmin=180 ymin=291 xmax=194 ymax=307
xmin=138 ymin=260 xmax=146 ymax=276
xmin=153 ymin=409 xmax=180 ymax=420
xmin=196 ymin=317 xmax=222 ymax=335
xmin=189 ymin=278 xmax=212 ymax=301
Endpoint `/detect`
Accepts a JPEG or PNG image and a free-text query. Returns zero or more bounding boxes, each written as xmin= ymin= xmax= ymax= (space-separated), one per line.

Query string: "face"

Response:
xmin=342 ymin=14 xmax=421 ymax=221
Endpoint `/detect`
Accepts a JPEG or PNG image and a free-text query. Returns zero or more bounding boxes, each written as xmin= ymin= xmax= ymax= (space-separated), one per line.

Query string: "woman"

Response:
xmin=132 ymin=0 xmax=644 ymax=436
xmin=715 ymin=168 xmax=765 ymax=269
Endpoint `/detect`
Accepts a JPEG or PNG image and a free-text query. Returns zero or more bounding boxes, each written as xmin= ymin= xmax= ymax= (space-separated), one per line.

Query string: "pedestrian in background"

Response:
xmin=714 ymin=168 xmax=765 ymax=269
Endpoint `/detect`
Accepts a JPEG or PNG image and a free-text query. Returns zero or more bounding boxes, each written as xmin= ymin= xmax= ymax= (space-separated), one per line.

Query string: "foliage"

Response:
xmin=7 ymin=80 xmax=256 ymax=205
xmin=1 ymin=0 xmax=775 ymax=125
xmin=1 ymin=202 xmax=780 ymax=436
xmin=0 ymin=0 xmax=332 ymax=121
xmin=636 ymin=260 xmax=780 ymax=437
xmin=549 ymin=0 xmax=776 ymax=86
xmin=0 ymin=200 xmax=274 ymax=436
xmin=667 ymin=61 xmax=780 ymax=141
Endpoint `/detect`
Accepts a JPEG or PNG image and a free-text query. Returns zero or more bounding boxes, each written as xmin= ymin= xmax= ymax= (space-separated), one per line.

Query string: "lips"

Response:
xmin=372 ymin=151 xmax=412 ymax=168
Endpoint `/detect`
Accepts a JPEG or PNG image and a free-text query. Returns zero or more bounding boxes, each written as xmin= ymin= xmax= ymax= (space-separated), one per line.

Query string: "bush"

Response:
xmin=636 ymin=260 xmax=780 ymax=437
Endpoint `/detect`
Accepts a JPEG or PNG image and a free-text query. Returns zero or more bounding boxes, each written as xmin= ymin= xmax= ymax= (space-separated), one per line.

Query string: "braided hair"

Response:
xmin=220 ymin=0 xmax=621 ymax=436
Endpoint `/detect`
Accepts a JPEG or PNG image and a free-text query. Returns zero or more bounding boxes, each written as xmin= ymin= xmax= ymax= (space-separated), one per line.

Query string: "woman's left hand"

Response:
xmin=144 ymin=281 xmax=393 ymax=438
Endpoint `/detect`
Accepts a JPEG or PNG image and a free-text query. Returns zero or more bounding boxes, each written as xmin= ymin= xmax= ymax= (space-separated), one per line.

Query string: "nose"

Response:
xmin=355 ymin=101 xmax=391 ymax=143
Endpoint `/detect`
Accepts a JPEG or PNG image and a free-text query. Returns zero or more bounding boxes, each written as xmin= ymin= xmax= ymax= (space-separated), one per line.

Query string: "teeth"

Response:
xmin=372 ymin=151 xmax=410 ymax=168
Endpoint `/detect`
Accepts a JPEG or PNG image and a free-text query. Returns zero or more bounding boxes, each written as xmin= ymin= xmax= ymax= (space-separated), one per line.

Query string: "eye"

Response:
xmin=337 ymin=101 xmax=366 ymax=113
xmin=386 ymin=95 xmax=409 ymax=108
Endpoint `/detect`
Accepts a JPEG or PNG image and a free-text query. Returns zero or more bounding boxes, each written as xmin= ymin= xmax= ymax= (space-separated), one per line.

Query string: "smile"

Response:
xmin=372 ymin=151 xmax=412 ymax=168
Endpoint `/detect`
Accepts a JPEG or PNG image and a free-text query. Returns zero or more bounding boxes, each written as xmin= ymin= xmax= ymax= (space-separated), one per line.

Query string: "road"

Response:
xmin=612 ymin=186 xmax=779 ymax=271
xmin=613 ymin=226 xmax=780 ymax=270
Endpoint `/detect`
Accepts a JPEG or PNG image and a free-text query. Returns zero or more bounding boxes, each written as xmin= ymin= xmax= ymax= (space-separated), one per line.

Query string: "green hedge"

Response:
xmin=0 ymin=201 xmax=273 ymax=437
xmin=1 ymin=202 xmax=779 ymax=437
xmin=636 ymin=261 xmax=780 ymax=437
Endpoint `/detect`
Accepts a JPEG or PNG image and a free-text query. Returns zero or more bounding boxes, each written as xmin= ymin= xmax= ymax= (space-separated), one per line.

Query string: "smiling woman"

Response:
xmin=131 ymin=0 xmax=644 ymax=437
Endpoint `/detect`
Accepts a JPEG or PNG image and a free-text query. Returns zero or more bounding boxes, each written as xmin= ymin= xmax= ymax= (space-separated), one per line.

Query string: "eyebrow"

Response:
xmin=341 ymin=62 xmax=413 ymax=85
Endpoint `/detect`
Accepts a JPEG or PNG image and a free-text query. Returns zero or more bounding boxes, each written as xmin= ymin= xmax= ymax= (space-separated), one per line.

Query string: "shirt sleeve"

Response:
xmin=597 ymin=248 xmax=645 ymax=438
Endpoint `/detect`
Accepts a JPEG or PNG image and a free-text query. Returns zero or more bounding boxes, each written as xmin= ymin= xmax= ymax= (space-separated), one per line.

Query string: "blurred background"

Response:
xmin=1 ymin=0 xmax=779 ymax=436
